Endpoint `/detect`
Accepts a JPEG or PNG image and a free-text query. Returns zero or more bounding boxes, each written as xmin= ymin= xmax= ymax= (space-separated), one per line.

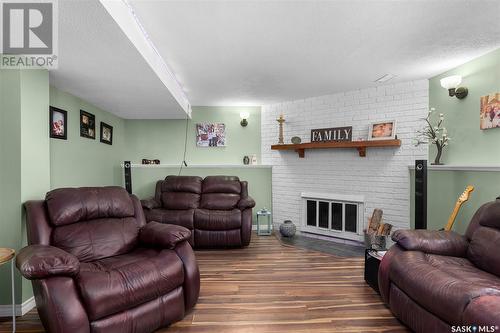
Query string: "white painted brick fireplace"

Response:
xmin=261 ymin=80 xmax=429 ymax=241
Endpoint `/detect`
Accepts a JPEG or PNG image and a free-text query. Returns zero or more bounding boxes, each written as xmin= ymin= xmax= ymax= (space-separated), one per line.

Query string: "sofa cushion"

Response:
xmin=200 ymin=193 xmax=240 ymax=210
xmin=162 ymin=192 xmax=200 ymax=210
xmin=202 ymin=176 xmax=241 ymax=194
xmin=194 ymin=209 xmax=241 ymax=230
xmin=389 ymin=250 xmax=500 ymax=324
xmin=162 ymin=176 xmax=202 ymax=194
xmin=77 ymin=248 xmax=184 ymax=321
xmin=477 ymin=199 xmax=500 ymax=229
xmin=467 ymin=226 xmax=500 ymax=277
xmin=52 ymin=217 xmax=139 ymax=262
xmin=194 ymin=229 xmax=242 ymax=248
xmin=90 ymin=287 xmax=185 ymax=333
xmin=144 ymin=209 xmax=194 ymax=229
xmin=466 ymin=198 xmax=500 ymax=240
xmin=46 ymin=187 xmax=134 ymax=226
xmin=462 ymin=295 xmax=500 ymax=327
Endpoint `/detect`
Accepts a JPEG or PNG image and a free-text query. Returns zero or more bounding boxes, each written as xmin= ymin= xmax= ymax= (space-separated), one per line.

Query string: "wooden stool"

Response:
xmin=0 ymin=248 xmax=16 ymax=332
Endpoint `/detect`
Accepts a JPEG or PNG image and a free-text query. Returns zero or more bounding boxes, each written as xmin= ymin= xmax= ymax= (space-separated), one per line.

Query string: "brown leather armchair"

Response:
xmin=379 ymin=197 xmax=500 ymax=332
xmin=142 ymin=175 xmax=255 ymax=248
xmin=16 ymin=187 xmax=200 ymax=333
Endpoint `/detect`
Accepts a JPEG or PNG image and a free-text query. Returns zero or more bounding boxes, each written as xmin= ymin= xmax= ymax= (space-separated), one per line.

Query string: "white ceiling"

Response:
xmin=50 ymin=0 xmax=187 ymax=119
xmin=51 ymin=1 xmax=500 ymax=119
xmin=130 ymin=0 xmax=500 ymax=107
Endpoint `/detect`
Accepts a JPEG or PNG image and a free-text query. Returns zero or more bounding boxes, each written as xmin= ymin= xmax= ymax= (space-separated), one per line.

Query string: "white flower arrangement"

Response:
xmin=415 ymin=108 xmax=450 ymax=165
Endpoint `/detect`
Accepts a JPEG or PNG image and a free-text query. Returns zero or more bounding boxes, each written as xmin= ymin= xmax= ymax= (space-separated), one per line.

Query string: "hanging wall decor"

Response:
xmin=196 ymin=123 xmax=226 ymax=147
xmin=49 ymin=106 xmax=68 ymax=140
xmin=100 ymin=122 xmax=113 ymax=145
xmin=480 ymin=92 xmax=500 ymax=130
xmin=80 ymin=110 xmax=96 ymax=139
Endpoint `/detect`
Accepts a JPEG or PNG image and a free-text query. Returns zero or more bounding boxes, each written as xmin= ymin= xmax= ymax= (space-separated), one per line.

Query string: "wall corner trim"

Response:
xmin=0 ymin=296 xmax=36 ymax=317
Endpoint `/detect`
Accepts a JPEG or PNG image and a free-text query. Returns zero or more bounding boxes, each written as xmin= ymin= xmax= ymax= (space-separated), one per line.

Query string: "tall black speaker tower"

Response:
xmin=124 ymin=161 xmax=132 ymax=194
xmin=414 ymin=160 xmax=427 ymax=229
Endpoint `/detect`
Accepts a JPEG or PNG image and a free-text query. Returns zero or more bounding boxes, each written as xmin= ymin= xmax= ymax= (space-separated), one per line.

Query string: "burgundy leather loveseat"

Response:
xmin=379 ymin=197 xmax=500 ymax=332
xmin=141 ymin=175 xmax=255 ymax=248
xmin=16 ymin=187 xmax=200 ymax=333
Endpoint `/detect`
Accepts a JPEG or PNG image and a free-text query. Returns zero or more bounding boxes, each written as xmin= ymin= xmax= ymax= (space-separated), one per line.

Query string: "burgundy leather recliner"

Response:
xmin=379 ymin=197 xmax=500 ymax=332
xmin=16 ymin=187 xmax=200 ymax=333
xmin=141 ymin=175 xmax=255 ymax=248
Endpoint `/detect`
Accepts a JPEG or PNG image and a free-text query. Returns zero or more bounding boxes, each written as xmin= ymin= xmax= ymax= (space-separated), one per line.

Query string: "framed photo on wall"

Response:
xmin=80 ymin=110 xmax=95 ymax=139
xmin=100 ymin=122 xmax=113 ymax=145
xmin=196 ymin=123 xmax=226 ymax=147
xmin=49 ymin=106 xmax=67 ymax=140
xmin=368 ymin=120 xmax=397 ymax=140
xmin=480 ymin=92 xmax=500 ymax=130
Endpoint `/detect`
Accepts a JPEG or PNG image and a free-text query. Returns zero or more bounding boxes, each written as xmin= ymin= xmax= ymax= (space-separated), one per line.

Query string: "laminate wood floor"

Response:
xmin=0 ymin=234 xmax=409 ymax=333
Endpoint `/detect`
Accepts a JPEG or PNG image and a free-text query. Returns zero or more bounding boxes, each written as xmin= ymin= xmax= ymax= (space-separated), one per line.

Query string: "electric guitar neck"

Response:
xmin=444 ymin=185 xmax=474 ymax=231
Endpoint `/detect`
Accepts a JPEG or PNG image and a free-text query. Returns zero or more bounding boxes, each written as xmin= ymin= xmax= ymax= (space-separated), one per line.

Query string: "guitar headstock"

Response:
xmin=458 ymin=185 xmax=475 ymax=203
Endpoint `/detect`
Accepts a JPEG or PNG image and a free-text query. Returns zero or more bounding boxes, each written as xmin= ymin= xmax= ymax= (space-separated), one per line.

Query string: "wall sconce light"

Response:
xmin=440 ymin=75 xmax=468 ymax=99
xmin=240 ymin=111 xmax=250 ymax=127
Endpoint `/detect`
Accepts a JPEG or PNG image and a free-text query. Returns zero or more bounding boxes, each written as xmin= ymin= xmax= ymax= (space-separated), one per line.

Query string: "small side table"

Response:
xmin=0 ymin=248 xmax=16 ymax=332
xmin=364 ymin=249 xmax=387 ymax=294
xmin=256 ymin=209 xmax=272 ymax=236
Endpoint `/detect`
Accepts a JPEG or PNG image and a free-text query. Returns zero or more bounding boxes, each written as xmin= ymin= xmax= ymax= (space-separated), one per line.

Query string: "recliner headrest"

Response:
xmin=46 ymin=187 xmax=134 ymax=226
xmin=162 ymin=176 xmax=202 ymax=194
xmin=202 ymin=176 xmax=241 ymax=194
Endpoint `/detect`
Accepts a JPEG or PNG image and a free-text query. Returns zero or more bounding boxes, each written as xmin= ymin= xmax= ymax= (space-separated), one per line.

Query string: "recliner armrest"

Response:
xmin=392 ymin=229 xmax=468 ymax=257
xmin=141 ymin=198 xmax=161 ymax=210
xmin=16 ymin=245 xmax=80 ymax=280
xmin=139 ymin=222 xmax=191 ymax=249
xmin=238 ymin=196 xmax=256 ymax=210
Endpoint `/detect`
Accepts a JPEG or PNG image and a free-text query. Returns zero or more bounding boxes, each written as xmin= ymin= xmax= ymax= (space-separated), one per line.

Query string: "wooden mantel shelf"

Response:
xmin=271 ymin=139 xmax=401 ymax=158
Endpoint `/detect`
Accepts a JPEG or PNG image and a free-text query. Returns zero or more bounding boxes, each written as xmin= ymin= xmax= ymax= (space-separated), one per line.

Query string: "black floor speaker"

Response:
xmin=415 ymin=160 xmax=427 ymax=229
xmin=124 ymin=161 xmax=132 ymax=194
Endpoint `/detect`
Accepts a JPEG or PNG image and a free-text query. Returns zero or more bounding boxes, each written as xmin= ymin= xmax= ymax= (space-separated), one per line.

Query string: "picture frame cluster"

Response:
xmin=49 ymin=107 xmax=113 ymax=145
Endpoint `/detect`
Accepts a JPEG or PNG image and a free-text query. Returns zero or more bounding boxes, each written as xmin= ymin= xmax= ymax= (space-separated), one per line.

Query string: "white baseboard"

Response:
xmin=0 ymin=296 xmax=36 ymax=317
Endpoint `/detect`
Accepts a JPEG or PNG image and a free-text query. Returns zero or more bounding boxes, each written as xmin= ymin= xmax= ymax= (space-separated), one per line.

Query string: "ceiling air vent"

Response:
xmin=374 ymin=74 xmax=396 ymax=83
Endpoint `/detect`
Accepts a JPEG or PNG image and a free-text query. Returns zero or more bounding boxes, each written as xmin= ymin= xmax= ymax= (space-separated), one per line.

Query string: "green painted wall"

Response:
xmin=49 ymin=87 xmax=126 ymax=188
xmin=124 ymin=106 xmax=261 ymax=165
xmin=0 ymin=70 xmax=23 ymax=305
xmin=131 ymin=167 xmax=272 ymax=221
xmin=410 ymin=48 xmax=500 ymax=234
xmin=0 ymin=69 xmax=50 ymax=304
xmin=124 ymin=106 xmax=272 ymax=220
xmin=428 ymin=48 xmax=500 ymax=164
xmin=1 ymin=78 xmax=270 ymax=306
xmin=410 ymin=170 xmax=500 ymax=235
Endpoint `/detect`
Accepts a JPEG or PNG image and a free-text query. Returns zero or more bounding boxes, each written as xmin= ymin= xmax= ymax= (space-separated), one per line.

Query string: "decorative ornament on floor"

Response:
xmin=415 ymin=108 xmax=450 ymax=165
xmin=279 ymin=220 xmax=296 ymax=237
xmin=276 ymin=113 xmax=286 ymax=144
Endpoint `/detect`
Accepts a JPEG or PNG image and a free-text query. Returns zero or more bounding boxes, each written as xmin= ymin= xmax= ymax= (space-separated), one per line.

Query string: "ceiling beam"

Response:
xmin=99 ymin=0 xmax=192 ymax=118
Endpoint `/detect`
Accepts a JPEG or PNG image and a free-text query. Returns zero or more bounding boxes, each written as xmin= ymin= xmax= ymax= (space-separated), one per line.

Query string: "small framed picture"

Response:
xmin=368 ymin=120 xmax=397 ymax=140
xmin=80 ymin=110 xmax=95 ymax=139
xmin=49 ymin=106 xmax=67 ymax=140
xmin=196 ymin=123 xmax=226 ymax=147
xmin=100 ymin=122 xmax=113 ymax=145
xmin=480 ymin=92 xmax=500 ymax=130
